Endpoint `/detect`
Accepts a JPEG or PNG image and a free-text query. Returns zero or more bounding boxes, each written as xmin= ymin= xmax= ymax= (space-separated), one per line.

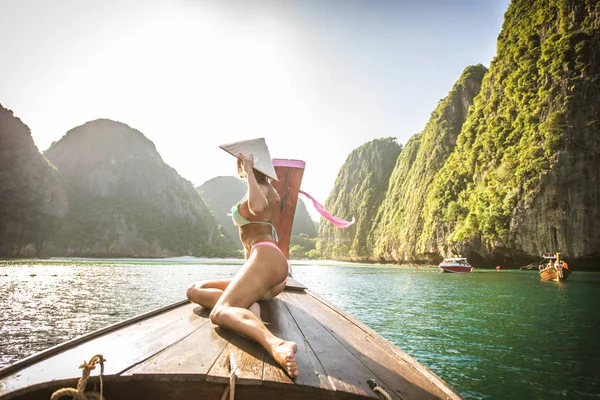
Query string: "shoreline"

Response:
xmin=0 ymin=257 xmax=545 ymax=271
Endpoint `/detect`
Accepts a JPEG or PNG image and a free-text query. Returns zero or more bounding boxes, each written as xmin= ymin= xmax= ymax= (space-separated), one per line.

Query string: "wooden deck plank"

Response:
xmin=0 ymin=302 xmax=195 ymax=395
xmin=0 ymin=300 xmax=192 ymax=377
xmin=206 ymin=334 xmax=266 ymax=385
xmin=304 ymin=291 xmax=463 ymax=400
xmin=0 ymin=302 xmax=203 ymax=397
xmin=1 ymin=292 xmax=462 ymax=400
xmin=82 ymin=304 xmax=206 ymax=374
xmin=261 ymin=296 xmax=334 ymax=390
xmin=280 ymin=292 xmax=380 ymax=398
xmin=122 ymin=306 xmax=232 ymax=377
xmin=260 ymin=299 xmax=295 ymax=385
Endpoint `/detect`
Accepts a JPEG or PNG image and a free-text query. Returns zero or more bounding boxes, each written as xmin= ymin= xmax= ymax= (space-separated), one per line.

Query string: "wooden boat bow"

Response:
xmin=0 ymin=160 xmax=462 ymax=399
xmin=0 ymin=286 xmax=462 ymax=400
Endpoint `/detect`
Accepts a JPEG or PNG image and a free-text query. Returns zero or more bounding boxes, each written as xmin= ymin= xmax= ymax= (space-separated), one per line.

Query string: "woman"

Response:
xmin=186 ymin=153 xmax=298 ymax=378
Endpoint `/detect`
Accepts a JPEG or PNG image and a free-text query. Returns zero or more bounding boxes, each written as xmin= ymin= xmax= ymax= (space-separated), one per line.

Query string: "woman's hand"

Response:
xmin=238 ymin=153 xmax=254 ymax=174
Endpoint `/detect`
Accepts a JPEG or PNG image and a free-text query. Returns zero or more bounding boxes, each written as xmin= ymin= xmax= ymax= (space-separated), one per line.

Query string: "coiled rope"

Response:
xmin=220 ymin=354 xmax=239 ymax=400
xmin=50 ymin=354 xmax=106 ymax=400
xmin=368 ymin=378 xmax=394 ymax=400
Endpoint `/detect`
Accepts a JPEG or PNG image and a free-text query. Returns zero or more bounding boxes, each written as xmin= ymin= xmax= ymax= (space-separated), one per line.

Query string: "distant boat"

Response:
xmin=439 ymin=257 xmax=474 ymax=273
xmin=538 ymin=253 xmax=571 ymax=281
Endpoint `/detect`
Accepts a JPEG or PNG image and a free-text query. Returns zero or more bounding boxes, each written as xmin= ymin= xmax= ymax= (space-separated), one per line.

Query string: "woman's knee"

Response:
xmin=186 ymin=281 xmax=208 ymax=300
xmin=210 ymin=305 xmax=227 ymax=326
xmin=185 ymin=284 xmax=195 ymax=301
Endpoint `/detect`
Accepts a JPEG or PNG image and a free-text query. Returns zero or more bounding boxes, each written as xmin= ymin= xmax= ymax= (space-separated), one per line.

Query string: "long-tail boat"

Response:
xmin=0 ymin=159 xmax=463 ymax=400
xmin=538 ymin=253 xmax=572 ymax=281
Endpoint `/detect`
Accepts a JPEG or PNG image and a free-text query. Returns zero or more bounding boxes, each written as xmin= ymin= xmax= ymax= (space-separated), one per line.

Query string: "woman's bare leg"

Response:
xmin=209 ymin=247 xmax=298 ymax=377
xmin=186 ymin=279 xmax=230 ymax=309
xmin=186 ymin=279 xmax=261 ymax=319
xmin=248 ymin=302 xmax=261 ymax=319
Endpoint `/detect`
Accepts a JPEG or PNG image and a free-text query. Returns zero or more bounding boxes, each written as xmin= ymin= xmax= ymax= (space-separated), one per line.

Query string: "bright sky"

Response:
xmin=0 ymin=0 xmax=509 ymax=220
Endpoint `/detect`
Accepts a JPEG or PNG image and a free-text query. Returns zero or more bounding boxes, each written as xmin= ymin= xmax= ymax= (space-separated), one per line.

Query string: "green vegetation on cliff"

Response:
xmin=317 ymin=137 xmax=401 ymax=260
xmin=291 ymin=200 xmax=318 ymax=238
xmin=370 ymin=65 xmax=487 ymax=263
xmin=290 ymin=234 xmax=319 ymax=260
xmin=198 ymin=176 xmax=247 ymax=247
xmin=320 ymin=1 xmax=600 ymax=268
xmin=419 ymin=0 xmax=600 ymax=264
xmin=0 ymin=105 xmax=67 ymax=257
xmin=43 ymin=119 xmax=236 ymax=258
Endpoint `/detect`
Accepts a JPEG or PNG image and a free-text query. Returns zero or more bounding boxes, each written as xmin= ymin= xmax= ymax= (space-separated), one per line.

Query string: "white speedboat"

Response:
xmin=439 ymin=257 xmax=474 ymax=273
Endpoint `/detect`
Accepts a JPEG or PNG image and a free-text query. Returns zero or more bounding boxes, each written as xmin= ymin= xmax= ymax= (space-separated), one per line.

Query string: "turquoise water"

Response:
xmin=1 ymin=260 xmax=599 ymax=399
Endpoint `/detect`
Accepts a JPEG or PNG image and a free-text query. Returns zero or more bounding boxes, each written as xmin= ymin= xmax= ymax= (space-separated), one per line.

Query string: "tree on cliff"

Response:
xmin=370 ymin=65 xmax=487 ymax=264
xmin=0 ymin=104 xmax=67 ymax=257
xmin=317 ymin=137 xmax=401 ymax=260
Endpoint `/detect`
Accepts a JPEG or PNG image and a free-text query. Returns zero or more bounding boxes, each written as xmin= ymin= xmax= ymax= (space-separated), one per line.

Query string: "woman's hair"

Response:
xmin=237 ymin=158 xmax=268 ymax=182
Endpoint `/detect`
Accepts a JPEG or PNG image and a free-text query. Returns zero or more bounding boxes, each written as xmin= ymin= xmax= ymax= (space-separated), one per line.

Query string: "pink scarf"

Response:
xmin=299 ymin=190 xmax=355 ymax=229
xmin=272 ymin=159 xmax=354 ymax=229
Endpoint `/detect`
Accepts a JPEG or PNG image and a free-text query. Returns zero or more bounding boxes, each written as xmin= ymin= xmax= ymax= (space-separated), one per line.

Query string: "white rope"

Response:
xmin=368 ymin=378 xmax=394 ymax=400
xmin=220 ymin=355 xmax=239 ymax=400
xmin=50 ymin=354 xmax=106 ymax=400
xmin=373 ymin=386 xmax=393 ymax=400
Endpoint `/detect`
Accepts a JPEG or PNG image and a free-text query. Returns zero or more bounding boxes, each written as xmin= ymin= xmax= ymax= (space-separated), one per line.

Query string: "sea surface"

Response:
xmin=1 ymin=259 xmax=599 ymax=399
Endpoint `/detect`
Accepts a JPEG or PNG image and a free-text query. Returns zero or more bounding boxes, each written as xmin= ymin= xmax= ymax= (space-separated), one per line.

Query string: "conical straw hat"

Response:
xmin=219 ymin=138 xmax=279 ymax=181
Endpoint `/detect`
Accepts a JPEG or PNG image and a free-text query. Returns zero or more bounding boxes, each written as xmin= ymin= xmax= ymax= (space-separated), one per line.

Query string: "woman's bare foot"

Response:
xmin=270 ymin=340 xmax=299 ymax=377
xmin=248 ymin=302 xmax=261 ymax=320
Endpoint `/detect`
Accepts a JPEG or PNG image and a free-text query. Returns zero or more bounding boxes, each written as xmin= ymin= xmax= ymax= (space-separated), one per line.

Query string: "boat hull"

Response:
xmin=0 ymin=377 xmax=375 ymax=400
xmin=0 ymin=290 xmax=463 ymax=400
xmin=539 ymin=266 xmax=572 ymax=281
xmin=439 ymin=266 xmax=473 ymax=273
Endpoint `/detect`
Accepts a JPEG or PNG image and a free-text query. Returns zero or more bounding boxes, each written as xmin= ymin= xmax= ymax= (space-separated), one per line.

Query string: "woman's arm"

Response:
xmin=239 ymin=154 xmax=269 ymax=215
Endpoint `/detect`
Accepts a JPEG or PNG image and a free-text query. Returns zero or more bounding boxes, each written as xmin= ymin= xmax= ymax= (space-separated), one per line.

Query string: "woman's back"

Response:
xmin=237 ymin=181 xmax=280 ymax=256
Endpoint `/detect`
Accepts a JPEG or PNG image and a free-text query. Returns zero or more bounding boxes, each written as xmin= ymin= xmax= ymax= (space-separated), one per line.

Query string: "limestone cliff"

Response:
xmin=198 ymin=176 xmax=247 ymax=247
xmin=44 ymin=119 xmax=233 ymax=257
xmin=420 ymin=0 xmax=600 ymax=268
xmin=0 ymin=104 xmax=68 ymax=257
xmin=370 ymin=65 xmax=487 ymax=263
xmin=292 ymin=198 xmax=318 ymax=238
xmin=317 ymin=138 xmax=401 ymax=260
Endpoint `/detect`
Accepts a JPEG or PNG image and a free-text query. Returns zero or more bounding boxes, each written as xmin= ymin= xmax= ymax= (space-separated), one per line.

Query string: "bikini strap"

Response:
xmin=245 ymin=221 xmax=279 ymax=242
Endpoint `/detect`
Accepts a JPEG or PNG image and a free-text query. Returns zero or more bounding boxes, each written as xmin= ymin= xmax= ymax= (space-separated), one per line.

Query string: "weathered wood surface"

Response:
xmin=0 ymin=300 xmax=197 ymax=395
xmin=293 ymin=291 xmax=463 ymax=400
xmin=0 ymin=288 xmax=462 ymax=400
xmin=271 ymin=159 xmax=305 ymax=259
